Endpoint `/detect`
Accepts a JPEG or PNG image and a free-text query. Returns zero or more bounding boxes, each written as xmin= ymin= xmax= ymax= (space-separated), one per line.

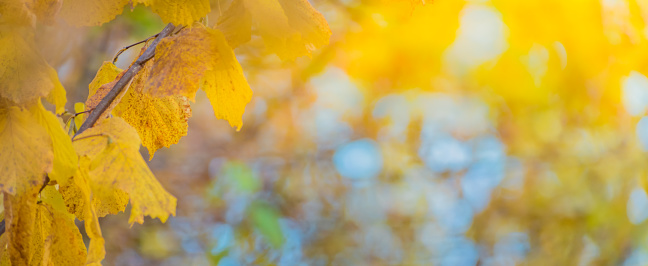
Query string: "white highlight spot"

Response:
xmin=622 ymin=71 xmax=648 ymax=116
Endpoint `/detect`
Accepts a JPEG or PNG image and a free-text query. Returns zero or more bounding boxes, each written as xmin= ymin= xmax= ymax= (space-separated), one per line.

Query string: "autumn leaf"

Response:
xmin=0 ymin=104 xmax=52 ymax=194
xmin=59 ymin=0 xmax=129 ymax=26
xmin=60 ymin=0 xmax=210 ymax=27
xmin=59 ymin=168 xmax=129 ymax=220
xmin=85 ymin=62 xmax=130 ymax=124
xmin=0 ymin=0 xmax=61 ymax=26
xmin=138 ymin=0 xmax=210 ymax=26
xmin=30 ymin=101 xmax=77 ymax=184
xmin=3 ymin=185 xmax=39 ymax=265
xmin=113 ymin=58 xmax=192 ymax=159
xmin=0 ymin=29 xmax=63 ymax=106
xmin=215 ymin=0 xmax=252 ymax=49
xmin=45 ymin=67 xmax=67 ymax=115
xmin=73 ymin=102 xmax=86 ymax=131
xmin=145 ymin=28 xmax=213 ymax=100
xmin=146 ymin=27 xmax=252 ymax=130
xmin=28 ymin=186 xmax=87 ymax=266
xmin=0 ymin=234 xmax=9 ymax=265
xmin=73 ymin=117 xmax=177 ymax=224
xmin=58 ymin=168 xmax=106 ymax=265
xmin=88 ymin=61 xmax=123 ymax=98
xmin=217 ymin=0 xmax=331 ymax=60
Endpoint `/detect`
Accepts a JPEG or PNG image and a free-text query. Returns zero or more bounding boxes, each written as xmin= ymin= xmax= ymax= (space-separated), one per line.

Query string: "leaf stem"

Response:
xmin=74 ymin=23 xmax=176 ymax=139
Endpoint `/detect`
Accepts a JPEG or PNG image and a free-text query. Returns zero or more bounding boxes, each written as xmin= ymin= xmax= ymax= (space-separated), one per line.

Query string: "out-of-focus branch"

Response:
xmin=74 ymin=23 xmax=177 ymax=138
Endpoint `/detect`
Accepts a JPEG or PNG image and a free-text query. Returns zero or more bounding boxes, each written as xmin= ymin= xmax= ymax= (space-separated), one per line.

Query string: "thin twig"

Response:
xmin=74 ymin=23 xmax=176 ymax=138
xmin=112 ymin=34 xmax=159 ymax=64
xmin=71 ymin=133 xmax=106 ymax=142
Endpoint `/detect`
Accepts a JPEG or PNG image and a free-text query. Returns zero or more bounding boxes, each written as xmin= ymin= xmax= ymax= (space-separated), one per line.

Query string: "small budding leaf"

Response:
xmin=73 ymin=117 xmax=177 ymax=224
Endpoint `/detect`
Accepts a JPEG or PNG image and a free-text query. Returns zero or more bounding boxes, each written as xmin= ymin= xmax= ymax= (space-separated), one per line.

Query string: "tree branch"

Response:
xmin=74 ymin=23 xmax=176 ymax=138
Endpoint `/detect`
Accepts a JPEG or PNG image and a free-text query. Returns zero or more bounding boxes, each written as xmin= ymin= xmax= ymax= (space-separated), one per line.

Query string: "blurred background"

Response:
xmin=31 ymin=0 xmax=648 ymax=265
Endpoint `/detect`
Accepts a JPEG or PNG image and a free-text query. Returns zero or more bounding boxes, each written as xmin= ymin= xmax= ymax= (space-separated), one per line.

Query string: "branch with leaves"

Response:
xmin=74 ymin=23 xmax=176 ymax=137
xmin=0 ymin=0 xmax=331 ymax=264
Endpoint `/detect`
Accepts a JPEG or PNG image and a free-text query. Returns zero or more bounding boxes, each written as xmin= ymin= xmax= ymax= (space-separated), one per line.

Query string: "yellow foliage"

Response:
xmin=0 ymin=0 xmax=61 ymax=26
xmin=73 ymin=117 xmax=177 ymax=224
xmin=140 ymin=0 xmax=210 ymax=26
xmin=114 ymin=58 xmax=192 ymax=159
xmin=84 ymin=63 xmax=129 ymax=125
xmin=59 ymin=0 xmax=129 ymax=26
xmin=0 ymin=105 xmax=52 ymax=194
xmin=88 ymin=61 xmax=123 ymax=98
xmin=45 ymin=67 xmax=67 ymax=115
xmin=146 ymin=28 xmax=213 ymax=100
xmin=29 ymin=101 xmax=77 ymax=185
xmin=58 ymin=169 xmax=105 ymax=265
xmin=73 ymin=102 xmax=85 ymax=130
xmin=3 ymin=185 xmax=39 ymax=265
xmin=29 ymin=186 xmax=87 ymax=266
xmin=0 ymin=29 xmax=62 ymax=106
xmin=59 ymin=0 xmax=210 ymax=27
xmin=218 ymin=0 xmax=331 ymax=60
xmin=216 ymin=0 xmax=251 ymax=49
xmin=146 ymin=27 xmax=251 ymax=130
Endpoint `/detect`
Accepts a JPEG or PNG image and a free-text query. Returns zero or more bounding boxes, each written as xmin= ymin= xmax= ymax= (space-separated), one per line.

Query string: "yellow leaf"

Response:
xmin=201 ymin=60 xmax=252 ymax=130
xmin=59 ymin=0 xmax=129 ymax=26
xmin=219 ymin=0 xmax=331 ymax=60
xmin=85 ymin=63 xmax=130 ymax=125
xmin=141 ymin=0 xmax=210 ymax=26
xmin=0 ymin=105 xmax=52 ymax=194
xmin=146 ymin=27 xmax=252 ymax=129
xmin=216 ymin=0 xmax=252 ymax=48
xmin=30 ymin=101 xmax=77 ymax=184
xmin=146 ymin=28 xmax=214 ymax=100
xmin=0 ymin=0 xmax=37 ymax=26
xmin=73 ymin=102 xmax=86 ymax=129
xmin=58 ymin=169 xmax=106 ymax=265
xmin=0 ymin=29 xmax=60 ymax=105
xmin=88 ymin=62 xmax=123 ymax=98
xmin=73 ymin=118 xmax=177 ymax=224
xmin=0 ymin=0 xmax=61 ymax=26
xmin=60 ymin=165 xmax=128 ymax=220
xmin=29 ymin=186 xmax=87 ymax=266
xmin=45 ymin=67 xmax=67 ymax=115
xmin=3 ymin=186 xmax=39 ymax=265
xmin=114 ymin=59 xmax=192 ymax=159
xmin=29 ymin=0 xmax=63 ymax=24
xmin=0 ymin=234 xmax=9 ymax=266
